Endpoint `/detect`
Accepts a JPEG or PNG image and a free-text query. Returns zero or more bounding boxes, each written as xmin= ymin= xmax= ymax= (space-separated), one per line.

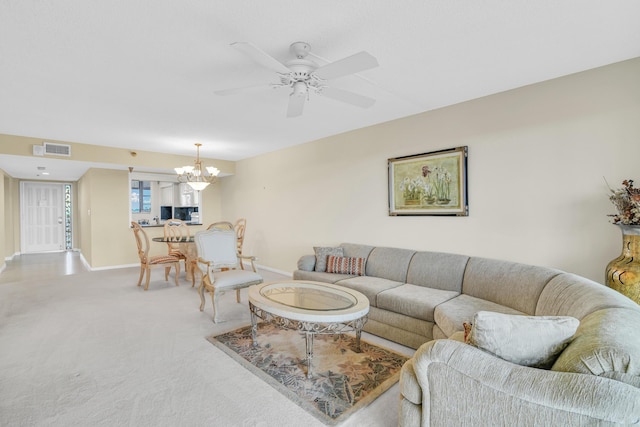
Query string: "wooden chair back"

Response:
xmin=131 ymin=222 xmax=151 ymax=263
xmin=164 ymin=219 xmax=190 ymax=241
xmin=206 ymin=221 xmax=234 ymax=231
xmin=234 ymin=218 xmax=246 ymax=255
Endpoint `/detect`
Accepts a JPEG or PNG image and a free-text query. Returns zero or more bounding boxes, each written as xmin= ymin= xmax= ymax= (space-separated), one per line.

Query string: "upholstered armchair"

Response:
xmin=194 ymin=228 xmax=263 ymax=322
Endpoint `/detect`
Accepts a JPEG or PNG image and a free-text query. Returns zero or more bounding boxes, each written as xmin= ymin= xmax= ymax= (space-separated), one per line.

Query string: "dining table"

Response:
xmin=152 ymin=236 xmax=199 ymax=284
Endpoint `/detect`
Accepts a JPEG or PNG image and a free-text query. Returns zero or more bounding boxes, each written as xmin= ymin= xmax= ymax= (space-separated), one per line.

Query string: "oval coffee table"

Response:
xmin=248 ymin=280 xmax=369 ymax=378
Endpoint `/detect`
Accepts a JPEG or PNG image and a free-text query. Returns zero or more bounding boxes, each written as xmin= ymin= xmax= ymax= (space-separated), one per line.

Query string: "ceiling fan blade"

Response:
xmin=214 ymin=83 xmax=274 ymax=96
xmin=231 ymin=42 xmax=291 ymax=74
xmin=314 ymin=51 xmax=378 ymax=80
xmin=320 ymin=86 xmax=376 ymax=108
xmin=286 ymin=93 xmax=305 ymax=118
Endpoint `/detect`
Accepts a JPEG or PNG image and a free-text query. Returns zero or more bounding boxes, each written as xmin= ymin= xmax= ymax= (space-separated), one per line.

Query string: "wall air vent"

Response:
xmin=43 ymin=142 xmax=71 ymax=157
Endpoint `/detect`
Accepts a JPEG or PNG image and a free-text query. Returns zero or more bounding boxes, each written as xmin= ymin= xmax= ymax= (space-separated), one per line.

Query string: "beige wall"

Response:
xmin=0 ymin=137 xmax=228 ymax=268
xmin=77 ymin=167 xmax=223 ymax=268
xmin=221 ymin=58 xmax=640 ymax=283
xmin=1 ymin=172 xmax=6 ymax=269
xmin=2 ymin=173 xmax=19 ymax=262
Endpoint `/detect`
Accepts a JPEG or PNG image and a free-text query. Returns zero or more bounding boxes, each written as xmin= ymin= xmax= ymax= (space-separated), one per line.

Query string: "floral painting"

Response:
xmin=388 ymin=146 xmax=468 ymax=216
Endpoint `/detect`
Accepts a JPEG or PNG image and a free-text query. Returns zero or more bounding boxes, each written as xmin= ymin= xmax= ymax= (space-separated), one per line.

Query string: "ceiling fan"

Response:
xmin=215 ymin=41 xmax=379 ymax=118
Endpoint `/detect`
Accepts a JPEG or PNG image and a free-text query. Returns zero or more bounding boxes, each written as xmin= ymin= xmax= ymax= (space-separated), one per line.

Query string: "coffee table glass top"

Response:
xmin=260 ymin=283 xmax=356 ymax=311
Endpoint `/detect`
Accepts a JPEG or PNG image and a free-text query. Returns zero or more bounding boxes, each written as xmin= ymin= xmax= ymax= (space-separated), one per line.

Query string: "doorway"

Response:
xmin=20 ymin=182 xmax=72 ymax=253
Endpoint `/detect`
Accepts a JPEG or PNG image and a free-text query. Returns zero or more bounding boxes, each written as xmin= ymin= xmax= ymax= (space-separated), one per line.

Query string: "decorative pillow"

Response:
xmin=326 ymin=255 xmax=366 ymax=276
xmin=466 ymin=311 xmax=579 ymax=369
xmin=313 ymin=246 xmax=344 ymax=272
xmin=551 ymin=308 xmax=640 ymax=378
xmin=463 ymin=322 xmax=473 ymax=343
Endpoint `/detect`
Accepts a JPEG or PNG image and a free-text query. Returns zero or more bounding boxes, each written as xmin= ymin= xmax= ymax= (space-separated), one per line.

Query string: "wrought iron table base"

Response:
xmin=249 ymin=302 xmax=368 ymax=378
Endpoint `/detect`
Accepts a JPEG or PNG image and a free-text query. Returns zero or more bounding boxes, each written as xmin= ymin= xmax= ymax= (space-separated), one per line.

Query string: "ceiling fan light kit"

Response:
xmin=216 ymin=41 xmax=379 ymax=117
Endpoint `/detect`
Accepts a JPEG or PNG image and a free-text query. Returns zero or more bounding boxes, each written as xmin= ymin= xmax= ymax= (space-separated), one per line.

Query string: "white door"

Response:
xmin=21 ymin=182 xmax=66 ymax=253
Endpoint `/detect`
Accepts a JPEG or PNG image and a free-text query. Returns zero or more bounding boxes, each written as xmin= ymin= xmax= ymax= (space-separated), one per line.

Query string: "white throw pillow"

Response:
xmin=466 ymin=311 xmax=579 ymax=369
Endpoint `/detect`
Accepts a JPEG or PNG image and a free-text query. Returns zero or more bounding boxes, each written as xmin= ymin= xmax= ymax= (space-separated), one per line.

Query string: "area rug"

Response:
xmin=208 ymin=323 xmax=408 ymax=425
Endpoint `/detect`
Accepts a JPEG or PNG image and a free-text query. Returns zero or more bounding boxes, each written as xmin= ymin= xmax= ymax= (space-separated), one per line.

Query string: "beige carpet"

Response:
xmin=210 ymin=323 xmax=408 ymax=425
xmin=0 ymin=258 xmax=415 ymax=427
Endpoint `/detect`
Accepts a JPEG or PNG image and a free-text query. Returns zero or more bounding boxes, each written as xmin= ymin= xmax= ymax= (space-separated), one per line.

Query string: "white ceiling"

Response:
xmin=1 ymin=1 xmax=639 ymax=180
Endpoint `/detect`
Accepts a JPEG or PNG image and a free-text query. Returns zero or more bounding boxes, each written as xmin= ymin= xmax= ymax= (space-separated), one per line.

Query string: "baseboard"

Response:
xmin=75 ymin=250 xmax=290 ymax=276
xmin=253 ymin=263 xmax=292 ymax=278
xmin=4 ymin=252 xmax=20 ymax=261
xmin=80 ymin=253 xmax=138 ymax=272
xmin=79 ymin=253 xmax=91 ymax=270
xmin=89 ymin=263 xmax=139 ymax=271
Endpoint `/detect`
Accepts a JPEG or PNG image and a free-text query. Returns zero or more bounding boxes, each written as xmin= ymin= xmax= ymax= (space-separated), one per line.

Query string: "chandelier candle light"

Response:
xmin=175 ymin=143 xmax=220 ymax=191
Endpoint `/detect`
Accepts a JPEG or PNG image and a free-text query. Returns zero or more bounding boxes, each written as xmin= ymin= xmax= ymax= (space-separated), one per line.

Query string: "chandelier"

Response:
xmin=174 ymin=143 xmax=220 ymax=191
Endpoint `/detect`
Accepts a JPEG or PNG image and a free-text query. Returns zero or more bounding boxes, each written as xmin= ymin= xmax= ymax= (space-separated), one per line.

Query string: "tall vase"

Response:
xmin=606 ymin=224 xmax=640 ymax=304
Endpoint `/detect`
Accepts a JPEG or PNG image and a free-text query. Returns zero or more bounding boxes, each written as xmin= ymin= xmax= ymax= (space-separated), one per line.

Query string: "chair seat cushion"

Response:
xmin=212 ymin=269 xmax=262 ymax=289
xmin=149 ymin=255 xmax=180 ymax=265
xmin=168 ymin=250 xmax=187 ymax=259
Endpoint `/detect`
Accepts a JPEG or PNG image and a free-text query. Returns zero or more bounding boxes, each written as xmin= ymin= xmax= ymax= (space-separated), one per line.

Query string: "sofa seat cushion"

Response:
xmin=335 ymin=276 xmax=403 ymax=307
xmin=434 ymin=294 xmax=524 ymax=337
xmin=377 ymin=284 xmax=459 ymax=322
xmin=292 ymin=270 xmax=355 ymax=283
xmin=552 ymin=307 xmax=640 ymax=379
xmin=368 ymin=306 xmax=433 ymax=338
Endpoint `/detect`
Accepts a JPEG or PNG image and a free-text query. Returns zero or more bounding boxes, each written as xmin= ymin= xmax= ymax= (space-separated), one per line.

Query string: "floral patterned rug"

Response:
xmin=208 ymin=323 xmax=408 ymax=425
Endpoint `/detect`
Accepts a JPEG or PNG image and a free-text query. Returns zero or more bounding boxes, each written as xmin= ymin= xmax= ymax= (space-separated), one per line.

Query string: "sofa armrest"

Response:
xmin=402 ymin=339 xmax=640 ymax=426
xmin=297 ymin=254 xmax=316 ymax=271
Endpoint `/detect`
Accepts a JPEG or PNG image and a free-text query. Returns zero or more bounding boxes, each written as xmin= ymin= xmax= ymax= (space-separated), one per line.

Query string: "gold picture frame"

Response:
xmin=388 ymin=146 xmax=468 ymax=216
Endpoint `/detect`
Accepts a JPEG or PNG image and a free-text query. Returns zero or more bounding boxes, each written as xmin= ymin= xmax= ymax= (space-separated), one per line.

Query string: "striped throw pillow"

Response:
xmin=326 ymin=255 xmax=366 ymax=276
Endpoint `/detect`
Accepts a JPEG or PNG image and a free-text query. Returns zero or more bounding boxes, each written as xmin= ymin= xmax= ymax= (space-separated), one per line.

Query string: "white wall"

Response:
xmin=221 ymin=58 xmax=640 ymax=283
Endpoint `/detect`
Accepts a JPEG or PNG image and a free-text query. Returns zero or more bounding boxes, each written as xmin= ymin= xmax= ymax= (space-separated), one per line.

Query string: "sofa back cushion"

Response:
xmin=535 ymin=272 xmax=638 ymax=319
xmin=406 ymin=251 xmax=469 ymax=292
xmin=462 ymin=257 xmax=561 ymax=315
xmin=339 ymin=243 xmax=375 ymax=260
xmin=365 ymin=247 xmax=416 ymax=282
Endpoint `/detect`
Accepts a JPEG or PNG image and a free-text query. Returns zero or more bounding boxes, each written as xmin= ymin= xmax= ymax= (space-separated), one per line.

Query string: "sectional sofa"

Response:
xmin=293 ymin=243 xmax=640 ymax=426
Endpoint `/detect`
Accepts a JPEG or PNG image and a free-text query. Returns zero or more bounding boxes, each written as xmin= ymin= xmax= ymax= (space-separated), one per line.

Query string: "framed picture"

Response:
xmin=388 ymin=146 xmax=468 ymax=216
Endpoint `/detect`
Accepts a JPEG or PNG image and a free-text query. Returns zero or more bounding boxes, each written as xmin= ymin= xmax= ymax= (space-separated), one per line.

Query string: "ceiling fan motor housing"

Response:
xmin=286 ymin=58 xmax=318 ymax=77
xmin=289 ymin=41 xmax=311 ymax=58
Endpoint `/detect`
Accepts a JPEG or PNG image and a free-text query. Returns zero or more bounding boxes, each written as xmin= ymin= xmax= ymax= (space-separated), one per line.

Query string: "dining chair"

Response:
xmin=194 ymin=228 xmax=263 ymax=323
xmin=234 ymin=218 xmax=247 ymax=256
xmin=164 ymin=219 xmax=190 ymax=271
xmin=131 ymin=222 xmax=181 ymax=290
xmin=206 ymin=221 xmax=234 ymax=231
